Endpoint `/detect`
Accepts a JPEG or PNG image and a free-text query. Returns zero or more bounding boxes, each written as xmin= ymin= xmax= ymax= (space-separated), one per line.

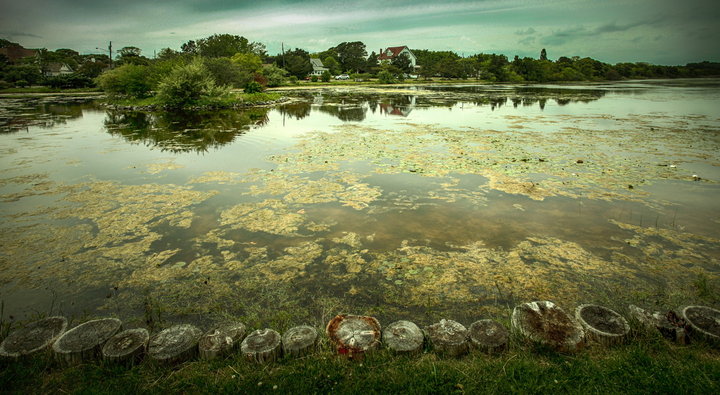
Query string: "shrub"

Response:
xmin=321 ymin=70 xmax=331 ymax=82
xmin=288 ymin=76 xmax=298 ymax=84
xmin=263 ymin=65 xmax=288 ymax=87
xmin=377 ymin=70 xmax=396 ymax=84
xmin=157 ymin=59 xmax=228 ymax=108
xmin=311 ymin=75 xmax=318 ymax=82
xmin=96 ymin=64 xmax=153 ymax=98
xmin=244 ymin=81 xmax=263 ymax=93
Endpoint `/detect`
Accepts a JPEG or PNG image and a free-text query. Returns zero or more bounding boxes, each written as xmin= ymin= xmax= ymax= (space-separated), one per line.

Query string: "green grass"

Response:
xmin=2 ymin=330 xmax=718 ymax=394
xmin=105 ymin=92 xmax=282 ymax=109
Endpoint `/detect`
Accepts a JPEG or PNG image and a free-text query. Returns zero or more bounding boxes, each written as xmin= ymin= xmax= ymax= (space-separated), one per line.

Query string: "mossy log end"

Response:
xmin=0 ymin=316 xmax=68 ymax=360
xmin=199 ymin=322 xmax=247 ymax=360
xmin=512 ymin=301 xmax=584 ymax=352
xmin=575 ymin=304 xmax=629 ymax=346
xmin=102 ymin=328 xmax=149 ymax=365
xmin=680 ymin=305 xmax=720 ymax=346
xmin=241 ymin=328 xmax=282 ymax=363
xmin=148 ymin=324 xmax=202 ymax=365
xmin=425 ymin=319 xmax=468 ymax=357
xmin=382 ymin=320 xmax=424 ymax=354
xmin=52 ymin=318 xmax=122 ymax=365
xmin=468 ymin=319 xmax=508 ymax=353
xmin=326 ymin=314 xmax=381 ymax=358
xmin=282 ymin=325 xmax=318 ymax=358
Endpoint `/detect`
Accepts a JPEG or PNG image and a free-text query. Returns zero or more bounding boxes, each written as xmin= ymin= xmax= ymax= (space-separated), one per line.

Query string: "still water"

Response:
xmin=1 ymin=80 xmax=718 ymax=329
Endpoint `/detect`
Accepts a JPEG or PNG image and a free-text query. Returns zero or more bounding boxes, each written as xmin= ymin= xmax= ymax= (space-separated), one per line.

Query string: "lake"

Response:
xmin=1 ymin=79 xmax=718 ymax=329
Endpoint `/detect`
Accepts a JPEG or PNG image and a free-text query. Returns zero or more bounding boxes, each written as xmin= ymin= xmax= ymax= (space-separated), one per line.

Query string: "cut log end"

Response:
xmin=52 ymin=318 xmax=122 ymax=365
xmin=241 ymin=328 xmax=282 ymax=363
xmin=282 ymin=325 xmax=318 ymax=358
xmin=512 ymin=301 xmax=584 ymax=352
xmin=148 ymin=324 xmax=202 ymax=365
xmin=680 ymin=305 xmax=720 ymax=346
xmin=425 ymin=319 xmax=468 ymax=357
xmin=198 ymin=322 xmax=246 ymax=360
xmin=575 ymin=304 xmax=629 ymax=346
xmin=326 ymin=314 xmax=381 ymax=358
xmin=382 ymin=320 xmax=424 ymax=354
xmin=468 ymin=319 xmax=508 ymax=353
xmin=0 ymin=316 xmax=68 ymax=360
xmin=102 ymin=328 xmax=149 ymax=365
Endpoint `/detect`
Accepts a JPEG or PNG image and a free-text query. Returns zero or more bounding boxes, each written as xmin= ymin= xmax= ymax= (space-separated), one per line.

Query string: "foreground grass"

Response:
xmin=105 ymin=92 xmax=283 ymax=109
xmin=0 ymin=87 xmax=103 ymax=94
xmin=2 ymin=332 xmax=718 ymax=394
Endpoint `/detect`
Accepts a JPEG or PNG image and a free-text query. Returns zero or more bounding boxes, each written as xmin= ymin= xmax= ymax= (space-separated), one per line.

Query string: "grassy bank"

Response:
xmin=0 ymin=87 xmax=103 ymax=94
xmin=1 ymin=329 xmax=718 ymax=394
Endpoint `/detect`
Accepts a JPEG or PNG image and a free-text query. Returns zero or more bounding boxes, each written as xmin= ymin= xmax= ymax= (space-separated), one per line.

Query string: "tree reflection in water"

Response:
xmin=103 ymin=108 xmax=270 ymax=153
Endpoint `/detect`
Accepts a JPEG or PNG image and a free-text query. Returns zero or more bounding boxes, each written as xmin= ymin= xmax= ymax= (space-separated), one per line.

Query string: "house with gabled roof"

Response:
xmin=43 ymin=63 xmax=74 ymax=77
xmin=378 ymin=46 xmax=418 ymax=69
xmin=310 ymin=58 xmax=329 ymax=76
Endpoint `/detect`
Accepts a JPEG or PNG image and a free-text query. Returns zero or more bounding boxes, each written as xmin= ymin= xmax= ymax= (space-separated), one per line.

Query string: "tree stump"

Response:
xmin=425 ymin=319 xmax=468 ymax=357
xmin=52 ymin=318 xmax=122 ymax=365
xmin=148 ymin=324 xmax=202 ymax=365
xmin=198 ymin=322 xmax=246 ymax=360
xmin=241 ymin=328 xmax=282 ymax=363
xmin=282 ymin=325 xmax=318 ymax=358
xmin=512 ymin=301 xmax=584 ymax=352
xmin=574 ymin=304 xmax=629 ymax=346
xmin=679 ymin=305 xmax=720 ymax=345
xmin=382 ymin=320 xmax=424 ymax=354
xmin=629 ymin=305 xmax=688 ymax=343
xmin=102 ymin=328 xmax=149 ymax=365
xmin=468 ymin=319 xmax=508 ymax=353
xmin=326 ymin=314 xmax=381 ymax=358
xmin=0 ymin=316 xmax=67 ymax=360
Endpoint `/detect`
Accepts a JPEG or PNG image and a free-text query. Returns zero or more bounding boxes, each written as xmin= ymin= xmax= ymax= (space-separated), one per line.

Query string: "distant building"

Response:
xmin=44 ymin=63 xmax=74 ymax=77
xmin=378 ymin=46 xmax=418 ymax=69
xmin=310 ymin=58 xmax=329 ymax=76
xmin=0 ymin=44 xmax=39 ymax=63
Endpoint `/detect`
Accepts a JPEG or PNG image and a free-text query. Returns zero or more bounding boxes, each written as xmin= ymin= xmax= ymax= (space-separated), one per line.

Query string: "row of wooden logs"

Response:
xmin=1 ymin=302 xmax=718 ymax=365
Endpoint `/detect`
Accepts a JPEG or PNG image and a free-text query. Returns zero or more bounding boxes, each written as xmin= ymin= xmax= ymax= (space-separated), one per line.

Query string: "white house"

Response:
xmin=378 ymin=46 xmax=418 ymax=69
xmin=310 ymin=58 xmax=329 ymax=76
xmin=44 ymin=63 xmax=74 ymax=77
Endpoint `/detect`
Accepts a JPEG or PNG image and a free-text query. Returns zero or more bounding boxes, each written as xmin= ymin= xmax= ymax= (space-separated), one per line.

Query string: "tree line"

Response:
xmin=2 ymin=35 xmax=719 ymax=93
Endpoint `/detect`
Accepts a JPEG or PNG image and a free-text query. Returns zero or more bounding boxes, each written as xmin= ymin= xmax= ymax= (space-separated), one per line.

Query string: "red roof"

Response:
xmin=0 ymin=45 xmax=38 ymax=62
xmin=378 ymin=46 xmax=409 ymax=61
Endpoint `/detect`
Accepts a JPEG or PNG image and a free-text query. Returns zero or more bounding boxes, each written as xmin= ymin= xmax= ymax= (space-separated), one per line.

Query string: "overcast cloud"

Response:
xmin=1 ymin=0 xmax=718 ymax=65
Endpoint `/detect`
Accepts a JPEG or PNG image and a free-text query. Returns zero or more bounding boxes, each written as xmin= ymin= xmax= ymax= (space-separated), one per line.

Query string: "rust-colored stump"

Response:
xmin=512 ymin=301 xmax=584 ymax=352
xmin=326 ymin=314 xmax=381 ymax=358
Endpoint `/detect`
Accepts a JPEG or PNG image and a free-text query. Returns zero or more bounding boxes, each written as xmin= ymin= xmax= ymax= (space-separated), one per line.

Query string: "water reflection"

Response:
xmin=0 ymin=97 xmax=95 ymax=133
xmin=103 ymin=108 xmax=270 ymax=153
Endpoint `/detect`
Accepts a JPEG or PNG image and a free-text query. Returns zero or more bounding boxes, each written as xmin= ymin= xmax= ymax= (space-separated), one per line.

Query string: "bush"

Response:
xmin=263 ymin=65 xmax=287 ymax=87
xmin=288 ymin=76 xmax=298 ymax=84
xmin=96 ymin=64 xmax=153 ymax=98
xmin=377 ymin=70 xmax=396 ymax=84
xmin=321 ymin=70 xmax=331 ymax=82
xmin=157 ymin=59 xmax=228 ymax=108
xmin=46 ymin=73 xmax=93 ymax=89
xmin=244 ymin=81 xmax=263 ymax=93
xmin=311 ymin=75 xmax=318 ymax=82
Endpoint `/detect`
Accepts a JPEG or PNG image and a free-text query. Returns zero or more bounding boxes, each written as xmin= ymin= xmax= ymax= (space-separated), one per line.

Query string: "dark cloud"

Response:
xmin=518 ymin=36 xmax=536 ymax=45
xmin=0 ymin=31 xmax=42 ymax=39
xmin=541 ymin=20 xmax=653 ymax=46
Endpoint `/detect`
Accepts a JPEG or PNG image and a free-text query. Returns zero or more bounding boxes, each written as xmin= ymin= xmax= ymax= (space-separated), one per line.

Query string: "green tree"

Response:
xmin=540 ymin=48 xmax=547 ymax=61
xmin=332 ymin=41 xmax=367 ymax=73
xmin=391 ymin=53 xmax=413 ymax=74
xmin=116 ymin=46 xmax=149 ymax=66
xmin=204 ymin=57 xmax=249 ymax=88
xmin=322 ymin=56 xmax=341 ymax=75
xmin=321 ymin=70 xmax=331 ymax=82
xmin=283 ymin=48 xmax=312 ymax=79
xmin=183 ymin=34 xmax=265 ymax=58
xmin=96 ymin=64 xmax=153 ymax=98
xmin=157 ymin=59 xmax=227 ymax=108
xmin=262 ymin=64 xmax=287 ymax=87
xmin=365 ymin=51 xmax=379 ymax=74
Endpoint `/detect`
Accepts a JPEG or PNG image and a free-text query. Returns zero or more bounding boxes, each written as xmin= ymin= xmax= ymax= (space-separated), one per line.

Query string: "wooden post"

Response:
xmin=425 ymin=319 xmax=468 ymax=357
xmin=282 ymin=325 xmax=318 ymax=358
xmin=679 ymin=305 xmax=720 ymax=345
xmin=0 ymin=316 xmax=67 ymax=360
xmin=241 ymin=328 xmax=282 ymax=363
xmin=468 ymin=319 xmax=508 ymax=353
xmin=382 ymin=320 xmax=424 ymax=354
xmin=574 ymin=304 xmax=629 ymax=346
xmin=326 ymin=314 xmax=381 ymax=358
xmin=199 ymin=322 xmax=246 ymax=360
xmin=52 ymin=318 xmax=122 ymax=365
xmin=148 ymin=324 xmax=202 ymax=365
xmin=102 ymin=328 xmax=149 ymax=365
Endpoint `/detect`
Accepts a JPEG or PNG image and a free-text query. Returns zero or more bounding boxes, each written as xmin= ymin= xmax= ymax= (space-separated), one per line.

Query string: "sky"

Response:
xmin=1 ymin=0 xmax=718 ymax=65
